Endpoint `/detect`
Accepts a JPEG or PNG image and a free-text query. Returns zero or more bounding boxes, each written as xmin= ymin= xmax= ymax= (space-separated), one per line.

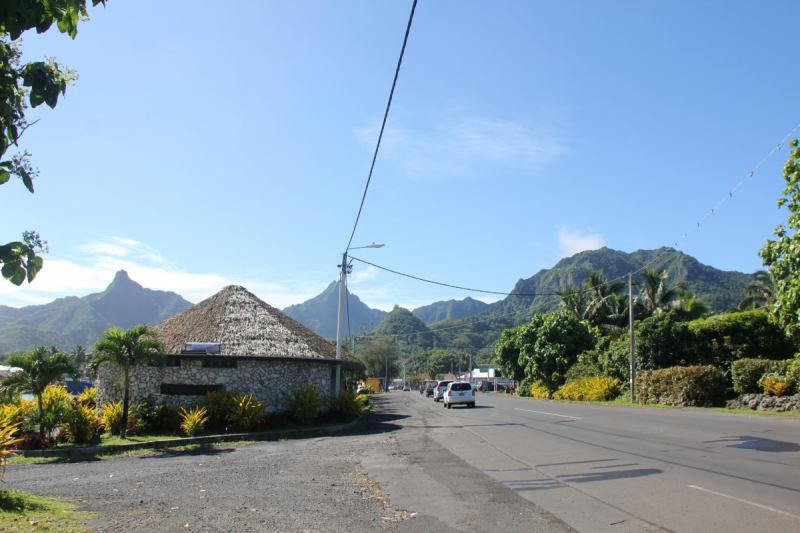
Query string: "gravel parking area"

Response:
xmin=4 ymin=396 xmax=569 ymax=532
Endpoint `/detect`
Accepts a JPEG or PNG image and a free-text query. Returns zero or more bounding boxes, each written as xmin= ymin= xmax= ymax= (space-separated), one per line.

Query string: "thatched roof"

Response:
xmin=154 ymin=285 xmax=365 ymax=371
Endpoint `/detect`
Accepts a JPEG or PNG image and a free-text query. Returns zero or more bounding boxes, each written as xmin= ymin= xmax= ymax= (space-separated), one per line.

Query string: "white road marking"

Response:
xmin=688 ymin=485 xmax=800 ymax=521
xmin=515 ymin=408 xmax=581 ymax=420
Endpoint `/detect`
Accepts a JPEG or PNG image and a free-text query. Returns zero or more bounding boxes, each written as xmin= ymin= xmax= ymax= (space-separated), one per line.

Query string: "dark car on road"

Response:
xmin=425 ymin=383 xmax=435 ymax=397
xmin=477 ymin=381 xmax=506 ymax=393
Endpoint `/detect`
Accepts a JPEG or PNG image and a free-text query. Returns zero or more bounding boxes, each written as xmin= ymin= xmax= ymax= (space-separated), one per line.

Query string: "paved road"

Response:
xmin=390 ymin=390 xmax=800 ymax=533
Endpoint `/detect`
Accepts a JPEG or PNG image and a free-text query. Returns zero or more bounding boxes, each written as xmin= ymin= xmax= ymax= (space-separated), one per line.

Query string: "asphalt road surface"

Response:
xmin=393 ymin=390 xmax=800 ymax=533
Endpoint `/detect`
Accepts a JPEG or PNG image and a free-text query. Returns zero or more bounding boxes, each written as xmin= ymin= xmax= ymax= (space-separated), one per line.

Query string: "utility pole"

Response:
xmin=468 ymin=352 xmax=472 ymax=383
xmin=385 ymin=353 xmax=389 ymax=392
xmin=629 ymin=273 xmax=636 ymax=402
xmin=335 ymin=252 xmax=349 ymax=399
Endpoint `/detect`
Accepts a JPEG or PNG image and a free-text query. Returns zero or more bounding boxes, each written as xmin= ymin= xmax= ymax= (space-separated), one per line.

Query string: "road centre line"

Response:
xmin=515 ymin=408 xmax=581 ymax=420
xmin=688 ymin=485 xmax=800 ymax=521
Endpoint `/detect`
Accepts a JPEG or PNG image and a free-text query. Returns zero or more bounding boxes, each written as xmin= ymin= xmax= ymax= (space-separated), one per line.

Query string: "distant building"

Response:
xmin=96 ymin=285 xmax=365 ymax=412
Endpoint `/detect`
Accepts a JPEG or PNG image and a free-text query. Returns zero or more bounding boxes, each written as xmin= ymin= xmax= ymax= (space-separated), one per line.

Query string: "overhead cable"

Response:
xmin=345 ymin=0 xmax=418 ymax=251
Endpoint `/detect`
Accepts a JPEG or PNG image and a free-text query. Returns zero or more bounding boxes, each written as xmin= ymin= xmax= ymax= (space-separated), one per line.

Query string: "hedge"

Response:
xmin=731 ymin=359 xmax=795 ymax=395
xmin=634 ymin=365 xmax=726 ymax=407
xmin=689 ymin=311 xmax=795 ymax=370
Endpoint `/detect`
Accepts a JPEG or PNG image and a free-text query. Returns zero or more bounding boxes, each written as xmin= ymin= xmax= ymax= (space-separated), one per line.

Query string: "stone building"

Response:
xmin=96 ymin=285 xmax=365 ymax=412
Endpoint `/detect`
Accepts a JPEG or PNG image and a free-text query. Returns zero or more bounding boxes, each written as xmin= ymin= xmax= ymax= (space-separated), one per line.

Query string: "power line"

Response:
xmin=352 ymin=122 xmax=800 ymax=301
xmin=345 ymin=0 xmax=418 ymax=251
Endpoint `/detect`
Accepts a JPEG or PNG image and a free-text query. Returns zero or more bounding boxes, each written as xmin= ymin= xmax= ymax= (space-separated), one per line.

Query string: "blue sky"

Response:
xmin=1 ymin=1 xmax=798 ymax=311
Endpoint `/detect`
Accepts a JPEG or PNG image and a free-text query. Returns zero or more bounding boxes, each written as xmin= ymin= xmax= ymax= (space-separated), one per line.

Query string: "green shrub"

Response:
xmin=759 ymin=373 xmax=795 ymax=397
xmin=689 ymin=311 xmax=795 ymax=370
xmin=634 ymin=365 xmax=726 ymax=407
xmin=63 ymin=404 xmax=100 ymax=444
xmin=100 ymin=401 xmax=124 ymax=435
xmin=285 ymin=383 xmax=325 ymax=425
xmin=731 ymin=359 xmax=793 ymax=394
xmin=554 ymin=377 xmax=620 ymax=402
xmin=329 ymin=390 xmax=368 ymax=421
xmin=226 ymin=394 xmax=265 ymax=432
xmin=131 ymin=395 xmax=180 ymax=434
xmin=524 ymin=380 xmax=553 ymax=399
xmin=201 ymin=388 xmax=234 ymax=431
xmin=565 ymin=361 xmax=602 ymax=381
xmin=179 ymin=406 xmax=209 ymax=437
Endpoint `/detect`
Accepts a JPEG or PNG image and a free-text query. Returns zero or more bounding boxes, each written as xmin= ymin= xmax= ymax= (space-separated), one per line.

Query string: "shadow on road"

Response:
xmin=704 ymin=436 xmax=800 ymax=452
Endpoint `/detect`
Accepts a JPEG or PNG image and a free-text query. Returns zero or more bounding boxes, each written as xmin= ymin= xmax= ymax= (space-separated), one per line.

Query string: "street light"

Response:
xmin=334 ymin=243 xmax=385 ymax=398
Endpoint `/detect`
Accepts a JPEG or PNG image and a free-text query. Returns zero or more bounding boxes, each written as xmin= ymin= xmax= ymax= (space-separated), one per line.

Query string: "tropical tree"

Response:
xmin=71 ymin=344 xmax=88 ymax=374
xmin=356 ymin=337 xmax=400 ymax=383
xmin=90 ymin=325 xmax=166 ymax=439
xmin=760 ymin=139 xmax=800 ymax=339
xmin=555 ymin=285 xmax=589 ymax=320
xmin=675 ymin=288 xmax=711 ymax=321
xmin=0 ymin=1 xmax=106 ymax=285
xmin=1 ymin=346 xmax=76 ymax=437
xmin=739 ymin=270 xmax=779 ymax=312
xmin=582 ymin=270 xmax=626 ymax=326
xmin=636 ymin=269 xmax=682 ymax=317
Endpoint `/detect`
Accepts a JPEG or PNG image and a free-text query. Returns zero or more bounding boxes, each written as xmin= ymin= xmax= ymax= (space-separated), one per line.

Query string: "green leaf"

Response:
xmin=20 ymin=167 xmax=34 ymax=193
xmin=0 ymin=172 xmax=9 ymax=185
xmin=26 ymin=255 xmax=43 ymax=282
xmin=1 ymin=261 xmax=25 ymax=286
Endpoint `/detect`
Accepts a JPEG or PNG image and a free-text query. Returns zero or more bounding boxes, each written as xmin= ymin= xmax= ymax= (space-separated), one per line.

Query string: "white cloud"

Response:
xmin=349 ymin=265 xmax=379 ymax=285
xmin=0 ymin=237 xmax=326 ymax=310
xmin=558 ymin=226 xmax=606 ymax=257
xmin=356 ymin=116 xmax=564 ymax=179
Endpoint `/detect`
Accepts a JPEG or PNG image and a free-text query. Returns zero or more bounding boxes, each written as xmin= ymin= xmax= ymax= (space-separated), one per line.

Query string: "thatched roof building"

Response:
xmin=155 ymin=285 xmax=364 ymax=370
xmin=96 ymin=285 xmax=364 ymax=411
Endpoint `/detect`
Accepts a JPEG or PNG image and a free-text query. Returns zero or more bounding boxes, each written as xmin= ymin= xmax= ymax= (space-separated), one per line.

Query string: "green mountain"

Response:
xmin=282 ymin=281 xmax=388 ymax=339
xmin=412 ymin=297 xmax=493 ymax=324
xmin=0 ymin=270 xmax=193 ymax=354
xmin=365 ymin=247 xmax=754 ymax=363
xmin=486 ymin=246 xmax=752 ymax=321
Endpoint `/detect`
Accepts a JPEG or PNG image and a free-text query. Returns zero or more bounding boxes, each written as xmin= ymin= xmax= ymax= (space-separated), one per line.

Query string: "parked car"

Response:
xmin=425 ymin=383 xmax=435 ymax=397
xmin=403 ymin=385 xmax=411 ymax=391
xmin=443 ymin=382 xmax=476 ymax=409
xmin=477 ymin=381 xmax=506 ymax=393
xmin=433 ymin=380 xmax=454 ymax=402
xmin=356 ymin=387 xmax=375 ymax=395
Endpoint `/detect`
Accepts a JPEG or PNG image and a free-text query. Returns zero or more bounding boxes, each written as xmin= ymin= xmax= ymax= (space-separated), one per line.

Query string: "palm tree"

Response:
xmin=739 ymin=270 xmax=779 ymax=311
xmin=2 ymin=346 xmax=77 ymax=437
xmin=90 ymin=325 xmax=166 ymax=439
xmin=582 ymin=270 xmax=626 ymax=326
xmin=675 ymin=288 xmax=711 ymax=320
xmin=636 ymin=269 xmax=682 ymax=317
xmin=555 ymin=284 xmax=589 ymax=320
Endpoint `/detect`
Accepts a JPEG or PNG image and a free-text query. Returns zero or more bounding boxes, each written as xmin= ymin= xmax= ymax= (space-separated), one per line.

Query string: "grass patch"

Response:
xmin=0 ymin=489 xmax=98 ymax=532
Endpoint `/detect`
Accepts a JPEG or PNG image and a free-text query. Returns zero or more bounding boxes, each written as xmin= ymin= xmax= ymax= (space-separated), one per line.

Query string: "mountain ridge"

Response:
xmin=0 ymin=270 xmax=193 ymax=354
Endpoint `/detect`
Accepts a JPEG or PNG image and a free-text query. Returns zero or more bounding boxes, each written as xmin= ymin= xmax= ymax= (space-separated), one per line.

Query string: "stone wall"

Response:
xmin=726 ymin=393 xmax=800 ymax=413
xmin=96 ymin=359 xmax=335 ymax=412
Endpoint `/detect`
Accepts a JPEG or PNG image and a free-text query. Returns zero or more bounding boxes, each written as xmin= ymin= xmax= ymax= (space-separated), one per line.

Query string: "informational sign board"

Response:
xmin=479 ymin=364 xmax=490 ymax=373
xmin=488 ymin=368 xmax=500 ymax=378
